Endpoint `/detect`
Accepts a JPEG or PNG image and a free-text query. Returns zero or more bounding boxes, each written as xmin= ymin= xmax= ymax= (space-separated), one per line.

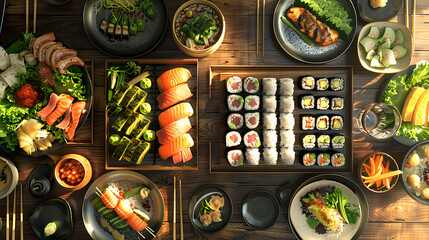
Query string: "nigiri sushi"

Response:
xmin=45 ymin=94 xmax=74 ymax=126
xmin=127 ymin=213 xmax=148 ymax=232
xmin=66 ymin=101 xmax=86 ymax=140
xmin=172 ymin=148 xmax=193 ymax=164
xmin=157 ymin=67 xmax=191 ymax=92
xmin=159 ymin=133 xmax=194 ymax=160
xmin=156 ymin=118 xmax=192 ymax=144
xmin=158 ymin=102 xmax=194 ymax=128
xmin=156 ymin=83 xmax=193 ymax=110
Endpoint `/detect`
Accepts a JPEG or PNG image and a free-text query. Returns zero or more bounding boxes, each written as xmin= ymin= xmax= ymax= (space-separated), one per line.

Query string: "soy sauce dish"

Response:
xmin=0 ymin=156 xmax=19 ymax=200
xmin=242 ymin=190 xmax=280 ymax=230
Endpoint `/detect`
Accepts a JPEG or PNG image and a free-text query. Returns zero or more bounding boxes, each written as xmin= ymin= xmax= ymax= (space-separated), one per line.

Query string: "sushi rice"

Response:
xmin=244 ymin=95 xmax=260 ymax=111
xmin=263 ymin=130 xmax=278 ymax=148
xmin=245 ymin=148 xmax=260 ymax=165
xmin=302 ymin=134 xmax=316 ymax=149
xmin=263 ymin=148 xmax=278 ymax=164
xmin=227 ymin=149 xmax=244 ymax=167
xmin=317 ymin=153 xmax=331 ymax=166
xmin=280 ymin=113 xmax=294 ymax=130
xmin=278 ymin=78 xmax=294 ymax=96
xmin=280 ymin=130 xmax=295 ymax=148
xmin=279 ymin=96 xmax=294 ymax=113
xmin=263 ymin=113 xmax=277 ymax=130
xmin=227 ymin=113 xmax=244 ymax=130
xmin=244 ymin=130 xmax=261 ymax=147
xmin=225 ymin=131 xmax=242 ymax=147
xmin=331 ymin=153 xmax=345 ymax=167
xmin=243 ymin=76 xmax=260 ymax=93
xmin=280 ymin=147 xmax=295 ymax=164
xmin=262 ymin=78 xmax=277 ymax=95
xmin=303 ymin=152 xmax=316 ymax=166
xmin=226 ymin=76 xmax=242 ymax=93
xmin=245 ymin=112 xmax=260 ymax=129
xmin=262 ymin=96 xmax=277 ymax=113
xmin=227 ymin=94 xmax=244 ymax=111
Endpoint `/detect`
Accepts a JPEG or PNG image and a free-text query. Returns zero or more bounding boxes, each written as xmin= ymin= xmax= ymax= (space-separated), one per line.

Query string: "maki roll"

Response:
xmin=332 ymin=135 xmax=345 ymax=149
xmin=303 ymin=152 xmax=316 ymax=166
xmin=303 ymin=134 xmax=316 ymax=149
xmin=227 ymin=94 xmax=244 ymax=111
xmin=316 ymin=97 xmax=329 ymax=110
xmin=301 ymin=95 xmax=315 ymax=109
xmin=331 ymin=97 xmax=344 ymax=110
xmin=245 ymin=148 xmax=260 ymax=165
xmin=317 ymin=153 xmax=331 ymax=166
xmin=244 ymin=131 xmax=261 ymax=147
xmin=280 ymin=113 xmax=294 ymax=130
xmin=263 ymin=148 xmax=278 ymax=164
xmin=263 ymin=113 xmax=277 ymax=130
xmin=279 ymin=96 xmax=294 ymax=113
xmin=262 ymin=96 xmax=277 ymax=113
xmin=331 ymin=78 xmax=344 ymax=91
xmin=302 ymin=115 xmax=315 ymax=130
xmin=263 ymin=130 xmax=278 ymax=148
xmin=316 ymin=78 xmax=329 ymax=91
xmin=245 ymin=112 xmax=260 ymax=129
xmin=280 ymin=130 xmax=295 ymax=148
xmin=280 ymin=147 xmax=295 ymax=164
xmin=226 ymin=76 xmax=242 ymax=93
xmin=262 ymin=78 xmax=277 ymax=95
xmin=227 ymin=149 xmax=244 ymax=167
xmin=244 ymin=95 xmax=260 ymax=110
xmin=331 ymin=116 xmax=343 ymax=130
xmin=243 ymin=76 xmax=260 ymax=93
xmin=227 ymin=113 xmax=244 ymax=130
xmin=331 ymin=153 xmax=345 ymax=167
xmin=301 ymin=76 xmax=315 ymax=90
xmin=316 ymin=115 xmax=329 ymax=130
xmin=225 ymin=131 xmax=242 ymax=147
xmin=279 ymin=78 xmax=294 ymax=96
xmin=317 ymin=135 xmax=330 ymax=148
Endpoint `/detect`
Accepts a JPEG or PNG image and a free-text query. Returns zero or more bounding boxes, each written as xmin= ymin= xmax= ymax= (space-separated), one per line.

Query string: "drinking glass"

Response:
xmin=357 ymin=103 xmax=402 ymax=139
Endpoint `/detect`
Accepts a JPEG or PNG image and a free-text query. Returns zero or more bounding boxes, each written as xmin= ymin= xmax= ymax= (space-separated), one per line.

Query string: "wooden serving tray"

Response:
xmin=208 ymin=65 xmax=353 ymax=173
xmin=105 ymin=59 xmax=199 ymax=170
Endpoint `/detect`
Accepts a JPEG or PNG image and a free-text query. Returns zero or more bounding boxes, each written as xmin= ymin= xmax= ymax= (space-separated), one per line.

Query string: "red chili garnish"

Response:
xmin=129 ymin=187 xmax=133 ymax=191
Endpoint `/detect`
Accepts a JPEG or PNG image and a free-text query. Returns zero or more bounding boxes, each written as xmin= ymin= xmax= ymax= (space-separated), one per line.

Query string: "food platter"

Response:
xmin=273 ymin=0 xmax=357 ymax=64
xmin=83 ymin=0 xmax=168 ymax=57
xmin=356 ymin=0 xmax=402 ymax=22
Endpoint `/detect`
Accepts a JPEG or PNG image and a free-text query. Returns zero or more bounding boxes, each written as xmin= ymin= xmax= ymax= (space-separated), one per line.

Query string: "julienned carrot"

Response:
xmin=382 ymin=161 xmax=391 ymax=189
xmin=363 ymin=170 xmax=403 ymax=183
xmin=375 ymin=155 xmax=383 ymax=188
xmin=369 ymin=156 xmax=376 ymax=176
xmin=363 ymin=163 xmax=371 ymax=176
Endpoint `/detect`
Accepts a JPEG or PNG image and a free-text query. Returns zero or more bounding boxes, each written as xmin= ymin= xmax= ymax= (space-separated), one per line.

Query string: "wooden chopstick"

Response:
xmin=173 ymin=176 xmax=176 ymax=240
xmin=6 ymin=194 xmax=9 ymax=240
xmin=262 ymin=0 xmax=265 ymax=56
xmin=405 ymin=0 xmax=409 ymax=28
xmin=179 ymin=180 xmax=183 ymax=240
xmin=26 ymin=0 xmax=29 ymax=33
xmin=33 ymin=0 xmax=37 ymax=33
xmin=412 ymin=0 xmax=416 ymax=40
xmin=12 ymin=189 xmax=16 ymax=240
xmin=256 ymin=0 xmax=259 ymax=54
xmin=20 ymin=185 xmax=23 ymax=240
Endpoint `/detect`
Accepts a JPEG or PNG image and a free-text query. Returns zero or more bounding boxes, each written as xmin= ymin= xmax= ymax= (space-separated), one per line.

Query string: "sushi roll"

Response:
xmin=332 ymin=135 xmax=345 ymax=149
xmin=262 ymin=96 xmax=277 ymax=113
xmin=225 ymin=131 xmax=242 ymax=147
xmin=262 ymin=78 xmax=277 ymax=95
xmin=317 ymin=135 xmax=330 ymax=148
xmin=263 ymin=113 xmax=277 ymax=130
xmin=279 ymin=78 xmax=294 ymax=96
xmin=317 ymin=153 xmax=331 ymax=166
xmin=244 ymin=95 xmax=260 ymax=111
xmin=331 ymin=78 xmax=344 ymax=91
xmin=301 ymin=95 xmax=315 ymax=109
xmin=280 ymin=113 xmax=294 ymax=130
xmin=280 ymin=130 xmax=295 ymax=148
xmin=331 ymin=97 xmax=344 ymax=110
xmin=279 ymin=96 xmax=294 ymax=113
xmin=263 ymin=130 xmax=278 ymax=148
xmin=316 ymin=97 xmax=329 ymax=110
xmin=331 ymin=153 xmax=345 ymax=167
xmin=316 ymin=115 xmax=329 ymax=130
xmin=280 ymin=147 xmax=295 ymax=164
xmin=263 ymin=148 xmax=278 ymax=164
xmin=301 ymin=76 xmax=315 ymax=90
xmin=227 ymin=113 xmax=244 ymax=130
xmin=302 ymin=135 xmax=316 ymax=149
xmin=302 ymin=115 xmax=315 ymax=130
xmin=303 ymin=152 xmax=316 ymax=166
xmin=227 ymin=94 xmax=244 ymax=111
xmin=244 ymin=131 xmax=261 ymax=147
xmin=331 ymin=116 xmax=344 ymax=130
xmin=316 ymin=78 xmax=329 ymax=91
xmin=226 ymin=76 xmax=242 ymax=93
xmin=227 ymin=149 xmax=244 ymax=167
xmin=245 ymin=112 xmax=260 ymax=129
xmin=245 ymin=148 xmax=260 ymax=165
xmin=243 ymin=76 xmax=260 ymax=93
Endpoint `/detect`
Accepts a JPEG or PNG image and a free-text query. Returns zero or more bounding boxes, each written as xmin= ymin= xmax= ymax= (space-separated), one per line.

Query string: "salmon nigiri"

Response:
xmin=127 ymin=213 xmax=148 ymax=232
xmin=158 ymin=102 xmax=194 ymax=128
xmin=172 ymin=148 xmax=193 ymax=164
xmin=156 ymin=83 xmax=193 ymax=110
xmin=156 ymin=118 xmax=192 ymax=144
xmin=66 ymin=101 xmax=86 ymax=140
xmin=157 ymin=67 xmax=191 ymax=92
xmin=45 ymin=94 xmax=73 ymax=126
xmin=159 ymin=133 xmax=194 ymax=160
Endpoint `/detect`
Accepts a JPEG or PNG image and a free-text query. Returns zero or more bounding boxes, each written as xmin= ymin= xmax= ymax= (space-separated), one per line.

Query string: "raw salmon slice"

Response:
xmin=56 ymin=105 xmax=72 ymax=129
xmin=101 ymin=188 xmax=119 ymax=209
xmin=159 ymin=133 xmax=194 ymax=160
xmin=38 ymin=93 xmax=59 ymax=118
xmin=127 ymin=213 xmax=148 ymax=232
xmin=157 ymin=67 xmax=191 ymax=92
xmin=45 ymin=94 xmax=74 ymax=126
xmin=158 ymin=102 xmax=193 ymax=128
xmin=172 ymin=148 xmax=193 ymax=164
xmin=114 ymin=200 xmax=133 ymax=220
xmin=156 ymin=83 xmax=193 ymax=110
xmin=66 ymin=101 xmax=86 ymax=140
xmin=156 ymin=118 xmax=192 ymax=144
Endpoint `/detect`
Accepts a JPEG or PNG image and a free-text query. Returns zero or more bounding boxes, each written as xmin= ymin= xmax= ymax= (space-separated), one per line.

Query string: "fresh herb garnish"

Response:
xmin=306 ymin=216 xmax=320 ymax=229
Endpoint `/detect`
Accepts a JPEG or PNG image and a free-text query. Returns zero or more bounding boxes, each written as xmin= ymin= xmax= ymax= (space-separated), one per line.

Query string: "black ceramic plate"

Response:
xmin=28 ymin=163 xmax=54 ymax=197
xmin=273 ymin=0 xmax=357 ymax=64
xmin=29 ymin=198 xmax=73 ymax=240
xmin=189 ymin=185 xmax=233 ymax=233
xmin=83 ymin=0 xmax=168 ymax=57
xmin=357 ymin=0 xmax=402 ymax=22
xmin=242 ymin=190 xmax=280 ymax=230
xmin=288 ymin=174 xmax=369 ymax=240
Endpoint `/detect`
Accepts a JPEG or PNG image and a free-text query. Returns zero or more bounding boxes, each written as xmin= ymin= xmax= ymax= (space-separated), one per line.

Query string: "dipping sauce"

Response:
xmin=58 ymin=159 xmax=85 ymax=185
xmin=14 ymin=84 xmax=43 ymax=108
xmin=0 ymin=160 xmax=12 ymax=191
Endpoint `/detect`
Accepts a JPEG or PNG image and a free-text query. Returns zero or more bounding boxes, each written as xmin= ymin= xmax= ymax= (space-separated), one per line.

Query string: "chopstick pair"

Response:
xmin=25 ymin=0 xmax=38 ymax=33
xmin=173 ymin=177 xmax=184 ymax=240
xmin=405 ymin=0 xmax=416 ymax=46
xmin=6 ymin=185 xmax=24 ymax=240
xmin=256 ymin=0 xmax=265 ymax=56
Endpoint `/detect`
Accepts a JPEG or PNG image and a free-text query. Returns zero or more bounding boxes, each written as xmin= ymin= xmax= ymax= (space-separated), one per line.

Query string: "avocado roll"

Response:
xmin=317 ymin=135 xmax=330 ymax=148
xmin=316 ymin=97 xmax=329 ymax=110
xmin=303 ymin=152 xmax=316 ymax=166
xmin=331 ymin=97 xmax=344 ymax=110
xmin=331 ymin=116 xmax=344 ymax=130
xmin=332 ymin=135 xmax=345 ymax=149
xmin=331 ymin=77 xmax=344 ymax=91
xmin=302 ymin=134 xmax=316 ymax=149
xmin=316 ymin=78 xmax=329 ymax=91
xmin=316 ymin=115 xmax=329 ymax=130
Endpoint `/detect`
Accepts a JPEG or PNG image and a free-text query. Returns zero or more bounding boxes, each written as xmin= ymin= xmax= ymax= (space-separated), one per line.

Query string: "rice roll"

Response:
xmin=262 ymin=78 xmax=277 ymax=95
xmin=302 ymin=115 xmax=315 ymax=130
xmin=303 ymin=134 xmax=316 ymax=149
xmin=243 ymin=76 xmax=260 ymax=93
xmin=0 ymin=46 xmax=11 ymax=70
xmin=316 ymin=97 xmax=329 ymax=110
xmin=279 ymin=78 xmax=294 ymax=96
xmin=226 ymin=76 xmax=242 ymax=93
xmin=227 ymin=94 xmax=244 ymax=111
xmin=331 ymin=116 xmax=343 ymax=130
xmin=280 ymin=147 xmax=295 ymax=164
xmin=317 ymin=153 xmax=331 ymax=166
xmin=9 ymin=54 xmax=26 ymax=74
xmin=301 ymin=76 xmax=315 ymax=90
xmin=331 ymin=153 xmax=345 ymax=167
xmin=280 ymin=130 xmax=295 ymax=148
xmin=316 ymin=115 xmax=329 ymax=130
xmin=330 ymin=78 xmax=344 ymax=91
xmin=262 ymin=96 xmax=277 ymax=112
xmin=317 ymin=135 xmax=330 ymax=148
xmin=245 ymin=112 xmax=260 ymax=129
xmin=280 ymin=113 xmax=294 ymax=130
xmin=227 ymin=149 xmax=244 ymax=167
xmin=0 ymin=79 xmax=7 ymax=99
xmin=244 ymin=95 xmax=260 ymax=111
xmin=301 ymin=95 xmax=315 ymax=109
xmin=263 ymin=130 xmax=278 ymax=148
xmin=263 ymin=148 xmax=278 ymax=164
xmin=279 ymin=96 xmax=294 ymax=113
xmin=245 ymin=148 xmax=260 ymax=165
xmin=225 ymin=131 xmax=241 ymax=147
xmin=331 ymin=97 xmax=344 ymax=110
xmin=244 ymin=131 xmax=261 ymax=147
xmin=227 ymin=113 xmax=244 ymax=130
xmin=332 ymin=135 xmax=345 ymax=149
xmin=263 ymin=113 xmax=277 ymax=130
xmin=0 ymin=67 xmax=20 ymax=87
xmin=303 ymin=152 xmax=316 ymax=166
xmin=316 ymin=78 xmax=329 ymax=91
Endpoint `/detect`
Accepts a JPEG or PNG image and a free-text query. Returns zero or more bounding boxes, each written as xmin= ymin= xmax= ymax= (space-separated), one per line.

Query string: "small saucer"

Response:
xmin=28 ymin=163 xmax=54 ymax=197
xmin=357 ymin=0 xmax=402 ymax=22
xmin=242 ymin=190 xmax=280 ymax=230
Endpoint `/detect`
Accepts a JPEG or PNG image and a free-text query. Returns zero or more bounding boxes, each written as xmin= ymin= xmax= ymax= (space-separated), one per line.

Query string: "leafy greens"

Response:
xmin=53 ymin=65 xmax=87 ymax=101
xmin=324 ymin=187 xmax=360 ymax=224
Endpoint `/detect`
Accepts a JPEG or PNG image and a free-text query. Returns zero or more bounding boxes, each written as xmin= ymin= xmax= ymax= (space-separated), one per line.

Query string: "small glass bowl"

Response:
xmin=359 ymin=152 xmax=399 ymax=193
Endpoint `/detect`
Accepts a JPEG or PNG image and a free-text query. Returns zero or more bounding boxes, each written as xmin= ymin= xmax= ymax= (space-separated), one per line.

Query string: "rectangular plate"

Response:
xmin=105 ymin=59 xmax=198 ymax=170
xmin=209 ymin=65 xmax=353 ymax=173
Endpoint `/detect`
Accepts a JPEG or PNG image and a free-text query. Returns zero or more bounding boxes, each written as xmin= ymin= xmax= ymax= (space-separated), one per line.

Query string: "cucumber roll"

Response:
xmin=316 ymin=97 xmax=329 ymax=110
xmin=330 ymin=77 xmax=344 ymax=91
xmin=316 ymin=78 xmax=329 ymax=91
xmin=332 ymin=135 xmax=345 ymax=149
xmin=331 ymin=116 xmax=343 ymax=130
xmin=316 ymin=115 xmax=329 ymax=130
xmin=331 ymin=97 xmax=344 ymax=110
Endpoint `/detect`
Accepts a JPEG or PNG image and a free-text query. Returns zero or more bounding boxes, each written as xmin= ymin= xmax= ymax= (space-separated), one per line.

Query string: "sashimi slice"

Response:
xmin=158 ymin=133 xmax=194 ymax=160
xmin=101 ymin=188 xmax=119 ymax=209
xmin=66 ymin=101 xmax=86 ymax=140
xmin=158 ymin=102 xmax=194 ymax=128
xmin=127 ymin=213 xmax=148 ymax=232
xmin=56 ymin=105 xmax=72 ymax=129
xmin=156 ymin=118 xmax=192 ymax=144
xmin=45 ymin=94 xmax=74 ymax=126
xmin=172 ymin=148 xmax=193 ymax=164
xmin=156 ymin=83 xmax=193 ymax=110
xmin=172 ymin=153 xmax=182 ymax=164
xmin=114 ymin=200 xmax=134 ymax=220
xmin=157 ymin=67 xmax=191 ymax=92
xmin=37 ymin=93 xmax=59 ymax=118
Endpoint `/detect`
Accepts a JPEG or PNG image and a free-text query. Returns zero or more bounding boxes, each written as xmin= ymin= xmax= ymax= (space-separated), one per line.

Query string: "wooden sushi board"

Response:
xmin=105 ymin=59 xmax=199 ymax=170
xmin=208 ymin=65 xmax=353 ymax=173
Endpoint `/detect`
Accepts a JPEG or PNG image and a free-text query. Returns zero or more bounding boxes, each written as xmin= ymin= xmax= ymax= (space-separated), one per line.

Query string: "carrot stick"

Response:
xmin=363 ymin=170 xmax=403 ymax=183
xmin=369 ymin=156 xmax=376 ymax=176
xmin=363 ymin=164 xmax=372 ymax=176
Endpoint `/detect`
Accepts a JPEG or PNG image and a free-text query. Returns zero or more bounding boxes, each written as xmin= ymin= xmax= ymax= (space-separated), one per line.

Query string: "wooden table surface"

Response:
xmin=1 ymin=0 xmax=429 ymax=239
